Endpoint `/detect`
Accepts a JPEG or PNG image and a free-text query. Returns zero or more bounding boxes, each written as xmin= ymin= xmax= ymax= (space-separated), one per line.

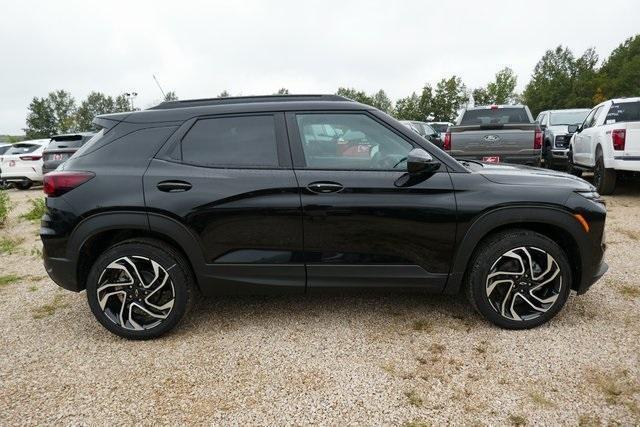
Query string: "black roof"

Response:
xmin=150 ymin=94 xmax=350 ymax=110
xmin=97 ymin=94 xmax=368 ymax=124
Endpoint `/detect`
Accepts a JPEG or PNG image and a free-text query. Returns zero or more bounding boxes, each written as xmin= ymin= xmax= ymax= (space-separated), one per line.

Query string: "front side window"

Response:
xmin=588 ymin=106 xmax=604 ymax=128
xmin=181 ymin=115 xmax=278 ymax=167
xmin=582 ymin=108 xmax=597 ymax=129
xmin=296 ymin=113 xmax=413 ymax=170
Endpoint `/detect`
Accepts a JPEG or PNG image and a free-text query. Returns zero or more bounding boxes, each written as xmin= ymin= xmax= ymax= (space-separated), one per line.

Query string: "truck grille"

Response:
xmin=555 ymin=135 xmax=570 ymax=149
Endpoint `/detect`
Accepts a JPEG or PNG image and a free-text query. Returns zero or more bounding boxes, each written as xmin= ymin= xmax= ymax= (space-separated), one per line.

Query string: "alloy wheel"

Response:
xmin=485 ymin=246 xmax=562 ymax=321
xmin=96 ymin=256 xmax=175 ymax=330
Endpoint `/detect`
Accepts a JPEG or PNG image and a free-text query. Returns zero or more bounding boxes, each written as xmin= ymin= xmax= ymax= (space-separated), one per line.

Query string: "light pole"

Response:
xmin=124 ymin=92 xmax=138 ymax=110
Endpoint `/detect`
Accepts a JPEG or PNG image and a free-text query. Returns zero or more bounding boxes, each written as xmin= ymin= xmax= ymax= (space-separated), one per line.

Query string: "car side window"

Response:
xmin=537 ymin=113 xmax=547 ymax=125
xmin=295 ymin=113 xmax=413 ymax=170
xmin=590 ymin=106 xmax=604 ymax=127
xmin=181 ymin=115 xmax=279 ymax=167
xmin=582 ymin=108 xmax=597 ymax=129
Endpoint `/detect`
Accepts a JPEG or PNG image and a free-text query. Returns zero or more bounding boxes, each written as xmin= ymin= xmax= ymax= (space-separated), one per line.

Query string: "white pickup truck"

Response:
xmin=568 ymin=97 xmax=640 ymax=194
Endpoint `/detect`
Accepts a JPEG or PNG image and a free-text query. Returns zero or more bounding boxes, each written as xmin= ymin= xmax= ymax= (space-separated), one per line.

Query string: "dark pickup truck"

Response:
xmin=444 ymin=105 xmax=542 ymax=165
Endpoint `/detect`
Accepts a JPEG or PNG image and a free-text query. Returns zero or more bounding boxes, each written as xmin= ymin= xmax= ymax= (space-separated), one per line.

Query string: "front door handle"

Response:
xmin=157 ymin=180 xmax=192 ymax=193
xmin=307 ymin=181 xmax=344 ymax=194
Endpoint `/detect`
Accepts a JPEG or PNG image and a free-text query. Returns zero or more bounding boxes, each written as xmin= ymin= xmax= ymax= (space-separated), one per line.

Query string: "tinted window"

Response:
xmin=460 ymin=108 xmax=531 ymax=125
xmin=5 ymin=143 xmax=40 ymax=155
xmin=430 ymin=123 xmax=449 ymax=133
xmin=182 ymin=115 xmax=278 ymax=167
xmin=605 ymin=102 xmax=640 ymax=124
xmin=296 ymin=113 xmax=413 ymax=170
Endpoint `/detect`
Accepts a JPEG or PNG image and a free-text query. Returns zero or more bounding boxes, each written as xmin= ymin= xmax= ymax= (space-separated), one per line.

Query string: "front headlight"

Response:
xmin=576 ymin=190 xmax=605 ymax=205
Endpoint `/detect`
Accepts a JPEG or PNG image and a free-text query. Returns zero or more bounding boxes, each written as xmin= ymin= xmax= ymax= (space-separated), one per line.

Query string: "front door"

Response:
xmin=286 ymin=111 xmax=457 ymax=291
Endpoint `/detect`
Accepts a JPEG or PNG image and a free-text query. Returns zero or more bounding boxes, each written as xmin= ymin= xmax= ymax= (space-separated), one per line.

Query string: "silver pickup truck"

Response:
xmin=444 ymin=105 xmax=542 ymax=165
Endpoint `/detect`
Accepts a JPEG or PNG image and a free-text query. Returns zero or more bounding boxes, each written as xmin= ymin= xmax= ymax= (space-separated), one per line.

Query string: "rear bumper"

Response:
xmin=1 ymin=170 xmax=42 ymax=182
xmin=43 ymin=251 xmax=80 ymax=292
xmin=611 ymin=157 xmax=640 ymax=172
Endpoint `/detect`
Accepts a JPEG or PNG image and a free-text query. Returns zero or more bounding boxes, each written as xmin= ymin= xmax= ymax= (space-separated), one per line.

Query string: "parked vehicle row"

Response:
xmin=0 ymin=133 xmax=94 ymax=189
xmin=399 ymin=120 xmax=444 ymax=148
xmin=41 ymin=94 xmax=607 ymax=339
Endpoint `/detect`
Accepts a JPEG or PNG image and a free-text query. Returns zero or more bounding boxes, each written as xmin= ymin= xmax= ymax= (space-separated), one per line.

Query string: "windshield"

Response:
xmin=460 ymin=108 xmax=530 ymax=125
xmin=549 ymin=111 xmax=589 ymax=125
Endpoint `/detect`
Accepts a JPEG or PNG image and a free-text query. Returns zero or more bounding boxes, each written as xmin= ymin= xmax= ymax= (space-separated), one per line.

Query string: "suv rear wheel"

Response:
xmin=86 ymin=238 xmax=195 ymax=339
xmin=465 ymin=229 xmax=571 ymax=329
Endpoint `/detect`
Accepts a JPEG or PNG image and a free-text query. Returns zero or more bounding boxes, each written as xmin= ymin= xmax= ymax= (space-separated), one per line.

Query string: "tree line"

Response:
xmin=22 ymin=34 xmax=638 ymax=138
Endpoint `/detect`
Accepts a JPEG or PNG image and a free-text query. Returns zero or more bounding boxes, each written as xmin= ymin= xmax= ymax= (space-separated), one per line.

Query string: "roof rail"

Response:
xmin=149 ymin=94 xmax=351 ymax=110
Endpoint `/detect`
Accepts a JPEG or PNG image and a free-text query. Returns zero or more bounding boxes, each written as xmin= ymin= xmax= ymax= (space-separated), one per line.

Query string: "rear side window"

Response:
xmin=605 ymin=102 xmax=640 ymax=124
xmin=0 ymin=146 xmax=11 ymax=155
xmin=460 ymin=108 xmax=531 ymax=125
xmin=181 ymin=115 xmax=278 ymax=167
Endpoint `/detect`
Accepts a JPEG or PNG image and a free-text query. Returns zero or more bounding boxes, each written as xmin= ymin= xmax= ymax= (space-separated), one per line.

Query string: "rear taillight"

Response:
xmin=534 ymin=129 xmax=543 ymax=150
xmin=443 ymin=132 xmax=452 ymax=151
xmin=612 ymin=129 xmax=626 ymax=151
xmin=20 ymin=155 xmax=42 ymax=161
xmin=43 ymin=171 xmax=95 ymax=197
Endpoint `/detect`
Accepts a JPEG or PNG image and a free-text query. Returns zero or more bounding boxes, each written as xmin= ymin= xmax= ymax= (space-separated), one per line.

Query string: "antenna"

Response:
xmin=153 ymin=74 xmax=166 ymax=98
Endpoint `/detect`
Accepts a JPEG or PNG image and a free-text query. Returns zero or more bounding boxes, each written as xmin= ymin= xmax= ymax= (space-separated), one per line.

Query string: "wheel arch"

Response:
xmin=444 ymin=206 xmax=587 ymax=295
xmin=70 ymin=211 xmax=206 ymax=292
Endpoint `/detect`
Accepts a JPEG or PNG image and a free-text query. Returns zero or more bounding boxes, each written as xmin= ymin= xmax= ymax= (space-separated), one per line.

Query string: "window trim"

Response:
xmin=156 ymin=112 xmax=292 ymax=170
xmin=285 ymin=110 xmax=421 ymax=172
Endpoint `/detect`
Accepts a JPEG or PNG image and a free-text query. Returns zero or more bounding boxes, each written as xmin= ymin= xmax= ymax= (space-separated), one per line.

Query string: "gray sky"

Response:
xmin=1 ymin=0 xmax=639 ymax=134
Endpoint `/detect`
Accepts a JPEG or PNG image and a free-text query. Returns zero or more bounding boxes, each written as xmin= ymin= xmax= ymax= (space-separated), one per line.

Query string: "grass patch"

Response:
xmin=411 ymin=320 xmax=432 ymax=332
xmin=21 ymin=198 xmax=45 ymax=222
xmin=588 ymin=369 xmax=640 ymax=408
xmin=577 ymin=414 xmax=601 ymax=426
xmin=27 ymin=285 xmax=38 ymax=292
xmin=32 ymin=294 xmax=69 ymax=319
xmin=0 ymin=236 xmax=24 ymax=254
xmin=473 ymin=340 xmax=489 ymax=355
xmin=0 ymin=274 xmax=21 ymax=288
xmin=0 ymin=190 xmax=9 ymax=227
xmin=617 ymin=284 xmax=640 ymax=300
xmin=508 ymin=414 xmax=527 ymax=426
xmin=404 ymin=390 xmax=423 ymax=407
xmin=30 ymin=246 xmax=43 ymax=258
xmin=528 ymin=391 xmax=556 ymax=408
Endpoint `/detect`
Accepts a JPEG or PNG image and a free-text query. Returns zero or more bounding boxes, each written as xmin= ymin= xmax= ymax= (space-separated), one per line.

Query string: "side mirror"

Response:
xmin=567 ymin=124 xmax=579 ymax=133
xmin=407 ymin=148 xmax=440 ymax=174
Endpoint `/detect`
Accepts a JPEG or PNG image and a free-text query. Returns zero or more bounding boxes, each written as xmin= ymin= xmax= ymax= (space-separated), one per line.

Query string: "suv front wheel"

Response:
xmin=465 ymin=229 xmax=571 ymax=329
xmin=86 ymin=238 xmax=195 ymax=339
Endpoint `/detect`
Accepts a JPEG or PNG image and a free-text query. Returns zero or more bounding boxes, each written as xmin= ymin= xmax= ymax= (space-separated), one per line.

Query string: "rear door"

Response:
xmin=144 ymin=112 xmax=305 ymax=294
xmin=286 ymin=111 xmax=457 ymax=291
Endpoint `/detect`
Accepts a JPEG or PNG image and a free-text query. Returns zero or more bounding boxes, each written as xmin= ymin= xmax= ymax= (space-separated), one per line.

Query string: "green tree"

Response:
xmin=276 ymin=88 xmax=289 ymax=95
xmin=164 ymin=91 xmax=178 ymax=101
xmin=218 ymin=90 xmax=230 ymax=98
xmin=473 ymin=67 xmax=518 ymax=106
xmin=370 ymin=89 xmax=392 ymax=113
xmin=394 ymin=92 xmax=422 ymax=121
xmin=430 ymin=76 xmax=469 ymax=121
xmin=114 ymin=94 xmax=131 ymax=112
xmin=48 ymin=90 xmax=77 ymax=133
xmin=336 ymin=87 xmax=374 ymax=105
xmin=75 ymin=92 xmax=116 ymax=131
xmin=24 ymin=97 xmax=57 ymax=139
xmin=599 ymin=35 xmax=640 ymax=99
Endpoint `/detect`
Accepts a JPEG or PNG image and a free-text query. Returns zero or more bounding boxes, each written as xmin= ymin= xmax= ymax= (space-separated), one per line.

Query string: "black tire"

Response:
xmin=593 ymin=150 xmax=616 ymax=195
xmin=86 ymin=238 xmax=195 ymax=339
xmin=14 ymin=181 xmax=33 ymax=190
xmin=465 ymin=229 xmax=572 ymax=329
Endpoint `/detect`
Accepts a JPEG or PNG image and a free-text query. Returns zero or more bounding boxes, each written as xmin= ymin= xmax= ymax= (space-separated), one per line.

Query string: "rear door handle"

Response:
xmin=307 ymin=181 xmax=344 ymax=194
xmin=157 ymin=180 xmax=192 ymax=192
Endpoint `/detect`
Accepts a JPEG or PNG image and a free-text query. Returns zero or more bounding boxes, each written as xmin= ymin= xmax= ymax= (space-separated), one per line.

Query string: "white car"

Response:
xmin=569 ymin=97 xmax=640 ymax=194
xmin=0 ymin=139 xmax=50 ymax=190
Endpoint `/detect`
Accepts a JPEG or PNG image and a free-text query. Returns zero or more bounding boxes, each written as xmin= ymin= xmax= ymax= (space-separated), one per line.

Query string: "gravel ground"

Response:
xmin=0 ymin=183 xmax=639 ymax=426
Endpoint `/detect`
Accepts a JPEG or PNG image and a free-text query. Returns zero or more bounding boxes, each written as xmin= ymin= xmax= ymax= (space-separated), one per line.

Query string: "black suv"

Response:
xmin=41 ymin=95 xmax=608 ymax=339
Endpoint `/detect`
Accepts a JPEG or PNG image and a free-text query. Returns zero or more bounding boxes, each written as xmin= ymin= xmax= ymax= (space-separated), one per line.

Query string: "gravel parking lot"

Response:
xmin=1 ymin=184 xmax=639 ymax=426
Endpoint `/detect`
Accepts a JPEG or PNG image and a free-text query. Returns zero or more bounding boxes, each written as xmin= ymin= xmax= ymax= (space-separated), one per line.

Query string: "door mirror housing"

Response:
xmin=567 ymin=124 xmax=581 ymax=134
xmin=407 ymin=148 xmax=440 ymax=174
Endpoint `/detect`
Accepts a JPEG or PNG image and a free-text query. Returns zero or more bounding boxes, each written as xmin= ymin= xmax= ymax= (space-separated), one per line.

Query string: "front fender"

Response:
xmin=444 ymin=205 xmax=588 ymax=294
